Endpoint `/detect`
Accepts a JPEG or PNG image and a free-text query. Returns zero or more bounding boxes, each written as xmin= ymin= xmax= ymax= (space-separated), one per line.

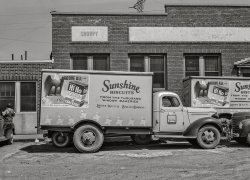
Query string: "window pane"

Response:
xmin=185 ymin=56 xmax=199 ymax=76
xmin=150 ymin=56 xmax=164 ymax=88
xmin=130 ymin=56 xmax=144 ymax=72
xmin=153 ymin=73 xmax=164 ymax=88
xmin=0 ymin=82 xmax=15 ymax=110
xmin=21 ymin=82 xmax=36 ymax=112
xmin=243 ymin=73 xmax=250 ymax=77
xmin=205 ymin=56 xmax=218 ymax=71
xmin=150 ymin=56 xmax=164 ymax=72
xmin=93 ymin=56 xmax=109 ymax=71
xmin=204 ymin=56 xmax=220 ymax=76
xmin=72 ymin=55 xmax=87 ymax=70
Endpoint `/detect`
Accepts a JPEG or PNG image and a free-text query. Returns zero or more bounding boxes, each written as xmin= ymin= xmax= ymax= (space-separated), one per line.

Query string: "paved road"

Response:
xmin=0 ymin=140 xmax=250 ymax=180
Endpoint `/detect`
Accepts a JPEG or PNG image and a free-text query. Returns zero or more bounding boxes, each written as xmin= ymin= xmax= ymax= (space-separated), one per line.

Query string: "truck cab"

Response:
xmin=151 ymin=91 xmax=223 ymax=149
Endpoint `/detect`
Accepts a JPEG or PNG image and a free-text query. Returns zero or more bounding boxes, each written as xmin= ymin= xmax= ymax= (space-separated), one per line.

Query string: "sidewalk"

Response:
xmin=14 ymin=134 xmax=45 ymax=142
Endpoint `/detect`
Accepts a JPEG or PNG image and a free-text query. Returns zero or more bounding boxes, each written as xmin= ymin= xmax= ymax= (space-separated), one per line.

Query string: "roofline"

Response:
xmin=164 ymin=4 xmax=250 ymax=8
xmin=183 ymin=76 xmax=250 ymax=81
xmin=0 ymin=60 xmax=53 ymax=64
xmin=50 ymin=11 xmax=167 ymax=16
xmin=42 ymin=69 xmax=154 ymax=76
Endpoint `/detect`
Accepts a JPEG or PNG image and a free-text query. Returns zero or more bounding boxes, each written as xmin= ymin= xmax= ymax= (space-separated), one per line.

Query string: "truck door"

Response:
xmin=159 ymin=96 xmax=184 ymax=132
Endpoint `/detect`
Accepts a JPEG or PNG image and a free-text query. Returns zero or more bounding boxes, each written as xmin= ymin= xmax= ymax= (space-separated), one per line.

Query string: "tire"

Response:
xmin=73 ymin=124 xmax=104 ymax=153
xmin=187 ymin=139 xmax=198 ymax=146
xmin=197 ymin=125 xmax=221 ymax=149
xmin=131 ymin=134 xmax=152 ymax=145
xmin=52 ymin=132 xmax=70 ymax=148
xmin=6 ymin=129 xmax=13 ymax=145
xmin=235 ymin=137 xmax=246 ymax=144
xmin=246 ymin=132 xmax=250 ymax=145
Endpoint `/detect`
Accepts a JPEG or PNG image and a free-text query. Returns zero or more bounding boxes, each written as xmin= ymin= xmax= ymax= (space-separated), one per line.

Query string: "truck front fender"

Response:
xmin=239 ymin=119 xmax=250 ymax=137
xmin=183 ymin=117 xmax=223 ymax=137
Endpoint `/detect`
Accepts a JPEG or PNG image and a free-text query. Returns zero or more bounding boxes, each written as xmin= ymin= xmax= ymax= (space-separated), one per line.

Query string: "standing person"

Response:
xmin=2 ymin=103 xmax=15 ymax=123
xmin=0 ymin=108 xmax=4 ymax=137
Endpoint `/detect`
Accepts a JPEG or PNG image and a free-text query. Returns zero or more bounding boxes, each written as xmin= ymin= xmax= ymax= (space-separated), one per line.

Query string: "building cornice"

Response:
xmin=164 ymin=4 xmax=250 ymax=8
xmin=50 ymin=11 xmax=167 ymax=16
xmin=0 ymin=60 xmax=53 ymax=64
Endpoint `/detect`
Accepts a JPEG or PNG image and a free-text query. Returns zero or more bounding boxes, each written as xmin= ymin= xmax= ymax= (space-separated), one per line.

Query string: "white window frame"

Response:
xmin=129 ymin=55 xmax=166 ymax=89
xmin=185 ymin=55 xmax=221 ymax=76
xmin=19 ymin=81 xmax=37 ymax=113
xmin=71 ymin=55 xmax=109 ymax=70
xmin=0 ymin=81 xmax=37 ymax=113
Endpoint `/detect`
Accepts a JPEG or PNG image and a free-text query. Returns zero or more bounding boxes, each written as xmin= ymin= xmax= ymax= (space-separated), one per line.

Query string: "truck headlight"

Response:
xmin=239 ymin=122 xmax=243 ymax=129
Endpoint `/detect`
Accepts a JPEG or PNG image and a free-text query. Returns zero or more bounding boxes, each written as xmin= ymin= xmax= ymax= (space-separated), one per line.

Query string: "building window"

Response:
xmin=20 ymin=82 xmax=36 ymax=112
xmin=72 ymin=55 xmax=87 ymax=70
xmin=71 ymin=54 xmax=109 ymax=71
xmin=0 ymin=82 xmax=15 ymax=110
xmin=129 ymin=55 xmax=165 ymax=88
xmin=185 ymin=56 xmax=200 ymax=76
xmin=185 ymin=55 xmax=221 ymax=77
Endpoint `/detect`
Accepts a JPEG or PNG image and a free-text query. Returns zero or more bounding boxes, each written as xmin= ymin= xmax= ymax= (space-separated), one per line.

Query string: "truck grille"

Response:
xmin=232 ymin=114 xmax=250 ymax=134
xmin=232 ymin=118 xmax=240 ymax=134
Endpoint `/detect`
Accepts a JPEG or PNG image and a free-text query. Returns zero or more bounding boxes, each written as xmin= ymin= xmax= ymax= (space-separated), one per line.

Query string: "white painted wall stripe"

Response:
xmin=129 ymin=27 xmax=250 ymax=42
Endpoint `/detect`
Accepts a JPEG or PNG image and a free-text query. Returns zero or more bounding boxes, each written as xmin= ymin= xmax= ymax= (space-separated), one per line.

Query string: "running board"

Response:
xmin=153 ymin=135 xmax=229 ymax=140
xmin=153 ymin=135 xmax=196 ymax=139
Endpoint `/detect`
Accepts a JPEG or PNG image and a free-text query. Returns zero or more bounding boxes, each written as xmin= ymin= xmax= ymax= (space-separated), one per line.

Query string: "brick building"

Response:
xmin=51 ymin=4 xmax=250 ymax=96
xmin=2 ymin=4 xmax=249 ymax=134
xmin=0 ymin=60 xmax=52 ymax=134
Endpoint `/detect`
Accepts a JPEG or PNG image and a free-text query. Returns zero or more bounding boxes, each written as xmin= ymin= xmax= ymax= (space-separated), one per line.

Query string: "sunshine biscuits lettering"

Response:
xmin=102 ymin=80 xmax=140 ymax=94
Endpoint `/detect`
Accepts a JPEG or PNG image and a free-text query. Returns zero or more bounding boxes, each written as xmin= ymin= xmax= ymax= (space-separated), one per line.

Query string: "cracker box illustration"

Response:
xmin=207 ymin=84 xmax=229 ymax=106
xmin=61 ymin=80 xmax=88 ymax=107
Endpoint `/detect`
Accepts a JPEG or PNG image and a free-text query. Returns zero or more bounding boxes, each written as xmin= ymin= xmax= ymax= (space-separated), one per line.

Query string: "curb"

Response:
xmin=13 ymin=135 xmax=45 ymax=143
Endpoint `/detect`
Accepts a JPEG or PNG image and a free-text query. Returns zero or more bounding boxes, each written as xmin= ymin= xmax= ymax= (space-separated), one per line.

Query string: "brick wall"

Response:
xmin=0 ymin=61 xmax=53 ymax=132
xmin=52 ymin=6 xmax=250 ymax=95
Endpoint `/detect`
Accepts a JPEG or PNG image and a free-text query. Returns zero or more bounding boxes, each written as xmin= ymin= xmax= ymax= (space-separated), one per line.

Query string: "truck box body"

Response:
xmin=183 ymin=76 xmax=250 ymax=114
xmin=40 ymin=70 xmax=153 ymax=128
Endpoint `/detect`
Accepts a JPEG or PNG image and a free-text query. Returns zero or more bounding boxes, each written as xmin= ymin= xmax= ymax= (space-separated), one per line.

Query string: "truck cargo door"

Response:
xmin=159 ymin=96 xmax=184 ymax=132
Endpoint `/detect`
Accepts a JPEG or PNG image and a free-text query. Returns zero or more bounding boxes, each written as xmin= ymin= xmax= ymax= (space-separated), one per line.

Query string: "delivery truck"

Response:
xmin=40 ymin=69 xmax=225 ymax=153
xmin=183 ymin=76 xmax=250 ymax=145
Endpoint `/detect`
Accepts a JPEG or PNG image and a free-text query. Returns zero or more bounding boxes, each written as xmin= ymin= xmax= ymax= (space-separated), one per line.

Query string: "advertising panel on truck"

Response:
xmin=40 ymin=70 xmax=153 ymax=127
xmin=183 ymin=76 xmax=250 ymax=109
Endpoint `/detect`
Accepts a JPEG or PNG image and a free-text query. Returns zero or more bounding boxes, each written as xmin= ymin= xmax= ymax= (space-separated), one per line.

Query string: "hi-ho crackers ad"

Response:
xmin=41 ymin=72 xmax=89 ymax=107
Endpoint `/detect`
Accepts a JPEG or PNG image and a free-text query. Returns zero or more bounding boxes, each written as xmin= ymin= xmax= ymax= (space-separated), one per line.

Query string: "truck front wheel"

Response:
xmin=197 ymin=125 xmax=220 ymax=149
xmin=73 ymin=124 xmax=104 ymax=153
xmin=131 ymin=134 xmax=152 ymax=145
xmin=52 ymin=132 xmax=70 ymax=148
xmin=246 ymin=132 xmax=250 ymax=145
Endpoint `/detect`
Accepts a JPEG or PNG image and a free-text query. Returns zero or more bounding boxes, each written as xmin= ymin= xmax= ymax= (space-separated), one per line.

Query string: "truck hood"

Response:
xmin=185 ymin=107 xmax=217 ymax=124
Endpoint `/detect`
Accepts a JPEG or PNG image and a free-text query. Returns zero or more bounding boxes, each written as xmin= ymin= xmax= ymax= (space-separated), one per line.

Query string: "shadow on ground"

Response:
xmin=19 ymin=138 xmax=250 ymax=154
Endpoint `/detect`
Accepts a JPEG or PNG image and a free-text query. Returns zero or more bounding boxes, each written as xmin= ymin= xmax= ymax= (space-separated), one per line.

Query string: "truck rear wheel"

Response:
xmin=73 ymin=124 xmax=104 ymax=153
xmin=197 ymin=125 xmax=220 ymax=149
xmin=52 ymin=132 xmax=70 ymax=148
xmin=131 ymin=134 xmax=152 ymax=145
